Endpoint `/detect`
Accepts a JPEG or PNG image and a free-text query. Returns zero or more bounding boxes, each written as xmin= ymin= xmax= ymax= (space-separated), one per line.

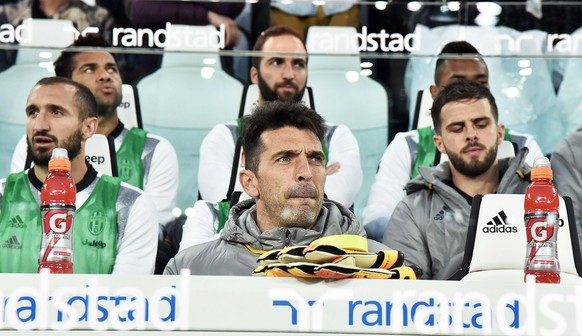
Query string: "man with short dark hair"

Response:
xmin=166 ymin=101 xmax=381 ymax=275
xmin=0 ymin=77 xmax=158 ymax=273
xmin=197 ymin=25 xmax=362 ymax=208
xmin=11 ymin=34 xmax=179 ymax=228
xmin=383 ymin=79 xmax=531 ymax=280
xmin=363 ymin=41 xmax=543 ymax=241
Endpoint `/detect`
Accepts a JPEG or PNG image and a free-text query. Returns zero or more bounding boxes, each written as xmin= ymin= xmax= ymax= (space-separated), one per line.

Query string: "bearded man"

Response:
xmin=383 ymin=79 xmax=531 ymax=280
xmin=0 ymin=77 xmax=158 ymax=274
xmin=197 ymin=25 xmax=362 ymax=209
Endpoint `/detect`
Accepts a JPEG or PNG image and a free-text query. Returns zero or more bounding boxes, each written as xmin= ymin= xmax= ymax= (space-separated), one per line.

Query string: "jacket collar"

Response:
xmin=219 ymin=198 xmax=365 ymax=251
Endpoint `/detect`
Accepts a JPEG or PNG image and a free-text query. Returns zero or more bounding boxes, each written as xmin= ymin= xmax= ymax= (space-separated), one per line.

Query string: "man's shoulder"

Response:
xmin=143 ymin=131 xmax=176 ymax=151
xmin=95 ymin=173 xmax=144 ymax=204
xmin=202 ymin=122 xmax=238 ymax=145
xmin=123 ymin=127 xmax=176 ymax=157
xmin=559 ymin=130 xmax=582 ymax=149
xmin=390 ymin=129 xmax=421 ymax=147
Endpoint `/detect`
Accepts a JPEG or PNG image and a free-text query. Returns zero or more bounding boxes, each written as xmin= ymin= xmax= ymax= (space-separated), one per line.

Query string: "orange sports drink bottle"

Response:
xmin=38 ymin=148 xmax=76 ymax=273
xmin=524 ymin=157 xmax=560 ymax=283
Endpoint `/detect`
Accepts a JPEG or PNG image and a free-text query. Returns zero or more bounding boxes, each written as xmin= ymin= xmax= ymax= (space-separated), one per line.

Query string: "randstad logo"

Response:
xmin=483 ymin=210 xmax=518 ymax=233
xmin=306 ymin=26 xmax=419 ymax=53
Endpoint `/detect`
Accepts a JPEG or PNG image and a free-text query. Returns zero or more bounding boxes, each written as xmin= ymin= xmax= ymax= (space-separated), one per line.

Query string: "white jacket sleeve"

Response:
xmin=362 ymin=132 xmax=413 ymax=241
xmin=198 ymin=124 xmax=236 ymax=202
xmin=325 ymin=124 xmax=362 ymax=207
xmin=10 ymin=134 xmax=27 ymax=173
xmin=112 ymin=190 xmax=158 ymax=274
xmin=179 ymin=200 xmax=220 ymax=252
xmin=143 ymin=135 xmax=179 ymax=226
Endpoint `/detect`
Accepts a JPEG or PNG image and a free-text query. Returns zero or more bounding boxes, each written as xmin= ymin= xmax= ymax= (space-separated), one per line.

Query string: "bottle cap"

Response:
xmin=48 ymin=148 xmax=71 ymax=171
xmin=531 ymin=156 xmax=552 ymax=180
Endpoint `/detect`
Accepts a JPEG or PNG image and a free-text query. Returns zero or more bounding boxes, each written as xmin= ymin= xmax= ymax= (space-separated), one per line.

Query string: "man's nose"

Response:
xmin=466 ymin=125 xmax=478 ymax=140
xmin=296 ymin=155 xmax=313 ymax=182
xmin=97 ymin=68 xmax=112 ymax=82
xmin=33 ymin=111 xmax=50 ymax=132
xmin=282 ymin=62 xmax=294 ymax=79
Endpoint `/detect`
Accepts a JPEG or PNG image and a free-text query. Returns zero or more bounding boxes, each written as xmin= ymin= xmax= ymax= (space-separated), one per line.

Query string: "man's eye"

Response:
xmin=310 ymin=156 xmax=324 ymax=164
xmin=27 ymin=109 xmax=38 ymax=117
xmin=277 ymin=157 xmax=290 ymax=162
xmin=294 ymin=61 xmax=306 ymax=68
xmin=451 ymin=127 xmax=463 ymax=133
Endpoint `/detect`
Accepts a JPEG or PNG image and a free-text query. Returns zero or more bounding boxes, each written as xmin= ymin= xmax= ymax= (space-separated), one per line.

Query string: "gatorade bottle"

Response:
xmin=38 ymin=148 xmax=76 ymax=274
xmin=524 ymin=157 xmax=560 ymax=283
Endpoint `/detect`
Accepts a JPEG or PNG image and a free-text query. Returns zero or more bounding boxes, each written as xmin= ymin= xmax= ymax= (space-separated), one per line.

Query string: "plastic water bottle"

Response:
xmin=38 ymin=148 xmax=76 ymax=273
xmin=524 ymin=157 xmax=560 ymax=283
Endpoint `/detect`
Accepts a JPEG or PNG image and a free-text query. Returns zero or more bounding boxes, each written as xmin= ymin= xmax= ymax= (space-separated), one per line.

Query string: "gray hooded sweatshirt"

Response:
xmin=164 ymin=198 xmax=387 ymax=275
xmin=383 ymin=148 xmax=531 ymax=280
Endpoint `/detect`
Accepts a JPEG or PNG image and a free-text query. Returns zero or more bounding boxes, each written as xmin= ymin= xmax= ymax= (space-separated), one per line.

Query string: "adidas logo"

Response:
xmin=433 ymin=205 xmax=451 ymax=221
xmin=8 ymin=215 xmax=26 ymax=228
xmin=2 ymin=235 xmax=22 ymax=249
xmin=483 ymin=210 xmax=518 ymax=233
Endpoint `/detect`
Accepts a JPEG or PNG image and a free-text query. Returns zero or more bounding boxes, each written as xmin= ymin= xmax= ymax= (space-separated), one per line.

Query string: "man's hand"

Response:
xmin=207 ymin=11 xmax=241 ymax=47
xmin=326 ymin=162 xmax=341 ymax=176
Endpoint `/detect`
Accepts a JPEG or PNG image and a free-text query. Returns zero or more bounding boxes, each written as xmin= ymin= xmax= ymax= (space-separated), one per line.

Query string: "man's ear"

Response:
xmin=250 ymin=66 xmax=259 ymax=84
xmin=434 ymin=133 xmax=446 ymax=154
xmin=497 ymin=123 xmax=505 ymax=145
xmin=240 ymin=169 xmax=259 ymax=198
xmin=82 ymin=117 xmax=98 ymax=140
xmin=429 ymin=85 xmax=439 ymax=100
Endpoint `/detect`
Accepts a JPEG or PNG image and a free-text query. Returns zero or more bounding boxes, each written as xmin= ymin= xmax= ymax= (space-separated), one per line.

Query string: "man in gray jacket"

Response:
xmin=551 ymin=129 xmax=582 ymax=250
xmin=383 ymin=79 xmax=531 ymax=280
xmin=165 ymin=101 xmax=385 ymax=275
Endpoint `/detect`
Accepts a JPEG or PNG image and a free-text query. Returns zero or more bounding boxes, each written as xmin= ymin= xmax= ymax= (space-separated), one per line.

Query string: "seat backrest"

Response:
xmin=161 ymin=24 xmax=222 ymax=69
xmin=412 ymin=88 xmax=434 ymax=130
xmin=16 ymin=18 xmax=76 ymax=65
xmin=138 ymin=24 xmax=243 ymax=210
xmin=454 ymin=194 xmax=582 ymax=279
xmin=306 ymin=26 xmax=389 ymax=217
xmin=405 ymin=24 xmax=562 ymax=153
xmin=0 ymin=122 xmax=25 ymax=178
xmin=84 ymin=134 xmax=118 ymax=176
xmin=118 ymin=84 xmax=142 ymax=129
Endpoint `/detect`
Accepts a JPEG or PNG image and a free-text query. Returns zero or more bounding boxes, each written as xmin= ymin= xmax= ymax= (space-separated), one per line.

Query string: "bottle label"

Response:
xmin=524 ymin=212 xmax=560 ymax=272
xmin=39 ymin=205 xmax=75 ymax=264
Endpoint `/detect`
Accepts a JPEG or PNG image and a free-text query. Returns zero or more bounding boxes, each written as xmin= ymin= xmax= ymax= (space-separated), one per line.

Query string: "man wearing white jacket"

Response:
xmin=0 ymin=77 xmax=157 ymax=274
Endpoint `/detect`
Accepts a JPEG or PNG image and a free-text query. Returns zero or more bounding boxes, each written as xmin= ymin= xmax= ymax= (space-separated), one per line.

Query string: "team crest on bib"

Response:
xmin=88 ymin=211 xmax=106 ymax=236
xmin=118 ymin=159 xmax=132 ymax=181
